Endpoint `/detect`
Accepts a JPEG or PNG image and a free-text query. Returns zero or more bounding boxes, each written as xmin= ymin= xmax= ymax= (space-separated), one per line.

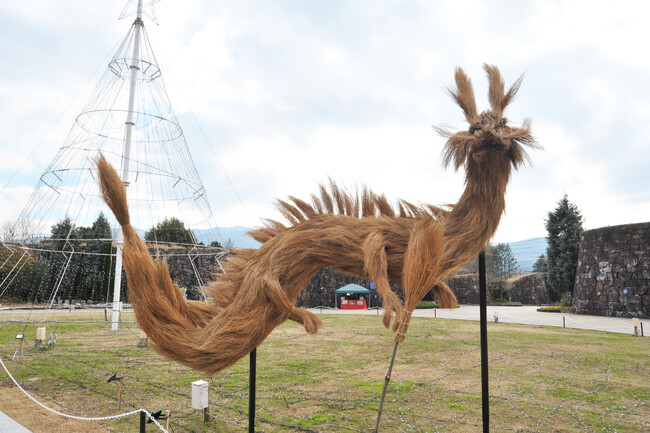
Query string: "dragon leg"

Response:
xmin=261 ymin=275 xmax=322 ymax=334
xmin=397 ymin=218 xmax=447 ymax=342
xmin=431 ymin=281 xmax=459 ymax=309
xmin=362 ymin=231 xmax=404 ymax=330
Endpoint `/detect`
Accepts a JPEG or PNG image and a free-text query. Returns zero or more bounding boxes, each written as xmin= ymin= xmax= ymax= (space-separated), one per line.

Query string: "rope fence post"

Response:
xmin=479 ymin=250 xmax=489 ymax=433
xmin=140 ymin=410 xmax=146 ymax=433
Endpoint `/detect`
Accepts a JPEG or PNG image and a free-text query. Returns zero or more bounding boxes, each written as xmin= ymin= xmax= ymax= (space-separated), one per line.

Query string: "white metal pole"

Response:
xmin=111 ymin=229 xmax=124 ymax=331
xmin=112 ymin=0 xmax=144 ymax=331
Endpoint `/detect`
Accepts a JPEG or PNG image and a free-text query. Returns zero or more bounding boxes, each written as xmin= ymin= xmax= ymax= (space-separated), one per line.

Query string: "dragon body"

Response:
xmin=97 ymin=64 xmax=539 ymax=374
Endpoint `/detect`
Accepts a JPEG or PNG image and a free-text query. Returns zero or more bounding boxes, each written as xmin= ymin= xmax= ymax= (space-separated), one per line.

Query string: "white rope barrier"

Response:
xmin=0 ymin=356 xmax=168 ymax=432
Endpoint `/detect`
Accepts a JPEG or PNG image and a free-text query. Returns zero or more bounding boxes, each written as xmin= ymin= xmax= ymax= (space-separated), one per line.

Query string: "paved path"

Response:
xmin=310 ymin=305 xmax=648 ymax=336
xmin=0 ymin=411 xmax=32 ymax=433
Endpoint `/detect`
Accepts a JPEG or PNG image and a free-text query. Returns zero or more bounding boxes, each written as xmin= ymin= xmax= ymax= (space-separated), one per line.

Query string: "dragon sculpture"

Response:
xmin=97 ymin=64 xmax=539 ymax=375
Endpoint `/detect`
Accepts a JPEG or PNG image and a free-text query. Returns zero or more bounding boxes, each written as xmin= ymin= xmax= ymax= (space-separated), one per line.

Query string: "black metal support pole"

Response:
xmin=249 ymin=348 xmax=257 ymax=433
xmin=478 ymin=250 xmax=489 ymax=433
xmin=140 ymin=410 xmax=146 ymax=433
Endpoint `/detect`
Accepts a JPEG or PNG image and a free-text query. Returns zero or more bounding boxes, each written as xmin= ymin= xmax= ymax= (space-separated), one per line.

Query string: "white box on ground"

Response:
xmin=36 ymin=327 xmax=46 ymax=341
xmin=191 ymin=380 xmax=209 ymax=409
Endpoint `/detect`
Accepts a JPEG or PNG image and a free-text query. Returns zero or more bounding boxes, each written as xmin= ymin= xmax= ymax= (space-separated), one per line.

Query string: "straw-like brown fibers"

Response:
xmin=97 ymin=65 xmax=540 ymax=375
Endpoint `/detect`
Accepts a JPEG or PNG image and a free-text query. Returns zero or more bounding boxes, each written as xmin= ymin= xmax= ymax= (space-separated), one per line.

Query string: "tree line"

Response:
xmin=456 ymin=194 xmax=583 ymax=304
xmin=1 ymin=215 xmax=220 ymax=303
xmin=460 ymin=242 xmax=519 ymax=280
xmin=0 ymin=214 xmax=114 ymax=303
xmin=2 ymin=196 xmax=583 ymax=305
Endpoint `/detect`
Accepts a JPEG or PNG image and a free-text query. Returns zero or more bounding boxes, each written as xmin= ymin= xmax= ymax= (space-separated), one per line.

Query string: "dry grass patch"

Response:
xmin=0 ymin=312 xmax=647 ymax=432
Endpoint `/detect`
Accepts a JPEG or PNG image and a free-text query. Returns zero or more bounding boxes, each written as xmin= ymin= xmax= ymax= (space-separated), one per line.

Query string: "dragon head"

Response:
xmin=437 ymin=64 xmax=541 ymax=171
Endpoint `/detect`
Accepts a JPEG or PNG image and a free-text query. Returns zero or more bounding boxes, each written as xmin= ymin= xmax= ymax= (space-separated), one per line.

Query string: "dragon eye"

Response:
xmin=499 ymin=119 xmax=506 ymax=127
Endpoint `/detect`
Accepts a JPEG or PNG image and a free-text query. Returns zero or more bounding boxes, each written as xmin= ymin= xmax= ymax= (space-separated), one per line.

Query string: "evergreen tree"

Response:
xmin=545 ymin=194 xmax=583 ymax=302
xmin=0 ymin=245 xmax=39 ymax=301
xmin=50 ymin=216 xmax=76 ymax=247
xmin=80 ymin=213 xmax=113 ymax=301
xmin=485 ymin=244 xmax=501 ymax=279
xmin=486 ymin=243 xmax=519 ymax=279
xmin=42 ymin=216 xmax=79 ymax=302
xmin=499 ymin=243 xmax=519 ymax=278
xmin=532 ymin=254 xmax=548 ymax=273
xmin=145 ymin=217 xmax=195 ymax=245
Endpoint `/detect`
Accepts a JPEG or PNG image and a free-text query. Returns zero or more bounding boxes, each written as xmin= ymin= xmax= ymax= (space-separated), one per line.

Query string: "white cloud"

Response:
xmin=1 ymin=0 xmax=649 ymax=245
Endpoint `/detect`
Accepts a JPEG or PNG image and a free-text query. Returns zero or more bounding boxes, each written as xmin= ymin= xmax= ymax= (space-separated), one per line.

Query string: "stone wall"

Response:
xmin=158 ymin=247 xmax=549 ymax=307
xmin=141 ymin=246 xmax=223 ymax=300
xmin=508 ymin=273 xmax=549 ymax=305
xmin=573 ymin=222 xmax=650 ymax=318
xmin=296 ymin=268 xmax=403 ymax=308
xmin=295 ymin=268 xmax=548 ymax=307
xmin=445 ymin=273 xmax=548 ymax=305
xmin=160 ymin=247 xmax=222 ymax=290
xmin=446 ymin=274 xmax=479 ymax=304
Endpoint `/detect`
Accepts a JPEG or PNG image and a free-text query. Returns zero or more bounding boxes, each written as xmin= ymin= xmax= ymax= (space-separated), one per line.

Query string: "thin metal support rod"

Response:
xmin=479 ymin=250 xmax=489 ymax=433
xmin=249 ymin=348 xmax=257 ymax=433
xmin=374 ymin=341 xmax=399 ymax=432
xmin=139 ymin=410 xmax=146 ymax=433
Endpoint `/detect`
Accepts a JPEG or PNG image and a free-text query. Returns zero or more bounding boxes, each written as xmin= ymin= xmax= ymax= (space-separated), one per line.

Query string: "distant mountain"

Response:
xmin=506 ymin=237 xmax=548 ymax=272
xmin=196 ymin=227 xmax=547 ymax=271
xmin=193 ymin=226 xmax=261 ymax=249
xmin=112 ymin=225 xmax=261 ymax=249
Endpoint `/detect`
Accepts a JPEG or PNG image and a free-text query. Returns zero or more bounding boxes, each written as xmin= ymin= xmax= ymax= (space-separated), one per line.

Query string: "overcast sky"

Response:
xmin=1 ymin=0 xmax=649 ymax=243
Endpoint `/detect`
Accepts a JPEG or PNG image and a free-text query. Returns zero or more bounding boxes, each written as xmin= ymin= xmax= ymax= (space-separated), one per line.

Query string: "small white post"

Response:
xmin=633 ymin=318 xmax=641 ymax=336
xmin=15 ymin=334 xmax=24 ymax=357
xmin=165 ymin=410 xmax=171 ymax=430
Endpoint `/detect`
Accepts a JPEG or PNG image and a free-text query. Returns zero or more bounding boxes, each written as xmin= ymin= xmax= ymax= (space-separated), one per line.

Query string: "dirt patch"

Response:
xmin=0 ymin=386 xmax=109 ymax=433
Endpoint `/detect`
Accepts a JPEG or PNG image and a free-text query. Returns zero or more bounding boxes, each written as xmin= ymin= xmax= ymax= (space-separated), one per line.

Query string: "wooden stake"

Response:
xmin=118 ymin=382 xmax=123 ymax=411
xmin=374 ymin=341 xmax=399 ymax=432
xmin=165 ymin=410 xmax=170 ymax=430
xmin=18 ymin=339 xmax=24 ymax=357
xmin=203 ymin=406 xmax=209 ymax=422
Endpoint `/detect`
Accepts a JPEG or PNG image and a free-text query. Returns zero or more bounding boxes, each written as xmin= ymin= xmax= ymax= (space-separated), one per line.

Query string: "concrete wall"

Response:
xmin=573 ymin=222 xmax=650 ymax=318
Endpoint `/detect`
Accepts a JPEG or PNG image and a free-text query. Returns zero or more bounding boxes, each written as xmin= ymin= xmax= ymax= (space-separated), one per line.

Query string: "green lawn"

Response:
xmin=0 ymin=310 xmax=648 ymax=432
